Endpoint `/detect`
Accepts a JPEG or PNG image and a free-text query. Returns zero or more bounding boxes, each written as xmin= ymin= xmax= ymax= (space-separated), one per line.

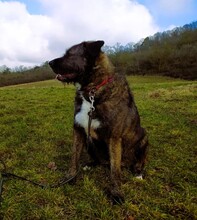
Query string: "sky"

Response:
xmin=0 ymin=0 xmax=196 ymax=68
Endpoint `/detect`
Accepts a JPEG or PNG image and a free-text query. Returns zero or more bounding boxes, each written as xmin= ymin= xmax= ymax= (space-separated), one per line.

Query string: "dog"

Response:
xmin=49 ymin=40 xmax=148 ymax=203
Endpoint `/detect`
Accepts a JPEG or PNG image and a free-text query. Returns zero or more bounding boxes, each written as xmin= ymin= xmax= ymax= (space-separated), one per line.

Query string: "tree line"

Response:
xmin=0 ymin=62 xmax=54 ymax=87
xmin=107 ymin=21 xmax=197 ymax=80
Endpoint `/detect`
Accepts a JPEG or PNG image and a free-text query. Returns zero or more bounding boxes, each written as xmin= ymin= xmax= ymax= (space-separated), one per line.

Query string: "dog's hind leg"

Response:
xmin=130 ymin=131 xmax=149 ymax=178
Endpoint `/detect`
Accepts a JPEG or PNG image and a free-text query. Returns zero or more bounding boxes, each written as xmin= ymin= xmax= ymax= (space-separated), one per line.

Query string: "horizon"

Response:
xmin=0 ymin=0 xmax=197 ymax=68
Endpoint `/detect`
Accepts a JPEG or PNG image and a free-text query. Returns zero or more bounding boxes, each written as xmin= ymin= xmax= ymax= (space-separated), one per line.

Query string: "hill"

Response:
xmin=0 ymin=76 xmax=196 ymax=219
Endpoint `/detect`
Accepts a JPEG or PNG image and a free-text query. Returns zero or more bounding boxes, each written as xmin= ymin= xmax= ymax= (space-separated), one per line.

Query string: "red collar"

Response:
xmin=78 ymin=76 xmax=114 ymax=95
xmin=93 ymin=76 xmax=114 ymax=91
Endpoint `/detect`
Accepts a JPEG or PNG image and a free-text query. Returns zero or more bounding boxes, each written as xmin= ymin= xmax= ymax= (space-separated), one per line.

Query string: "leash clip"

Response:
xmin=89 ymin=89 xmax=96 ymax=112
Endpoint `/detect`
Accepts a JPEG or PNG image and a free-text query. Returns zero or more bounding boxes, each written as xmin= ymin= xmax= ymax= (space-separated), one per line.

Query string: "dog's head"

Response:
xmin=49 ymin=40 xmax=104 ymax=84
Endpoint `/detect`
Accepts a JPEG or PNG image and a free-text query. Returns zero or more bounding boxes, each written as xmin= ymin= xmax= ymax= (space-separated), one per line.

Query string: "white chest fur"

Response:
xmin=75 ymin=95 xmax=101 ymax=132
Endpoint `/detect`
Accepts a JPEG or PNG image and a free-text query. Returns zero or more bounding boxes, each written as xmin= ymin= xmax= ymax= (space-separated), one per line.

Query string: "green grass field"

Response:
xmin=0 ymin=76 xmax=196 ymax=220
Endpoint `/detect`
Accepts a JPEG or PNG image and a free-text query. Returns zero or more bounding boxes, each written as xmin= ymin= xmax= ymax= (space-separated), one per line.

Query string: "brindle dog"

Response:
xmin=49 ymin=40 xmax=148 ymax=203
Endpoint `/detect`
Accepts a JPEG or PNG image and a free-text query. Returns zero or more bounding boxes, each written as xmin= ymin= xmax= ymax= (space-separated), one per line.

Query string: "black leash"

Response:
xmin=1 ymin=82 xmax=104 ymax=205
xmin=0 ymin=160 xmax=6 ymax=202
xmin=0 ymin=90 xmax=95 ymax=204
xmin=86 ymin=89 xmax=96 ymax=149
xmin=0 ymin=159 xmax=79 ymax=204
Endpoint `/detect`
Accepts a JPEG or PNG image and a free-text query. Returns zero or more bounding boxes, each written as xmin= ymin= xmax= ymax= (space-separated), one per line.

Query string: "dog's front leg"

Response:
xmin=67 ymin=126 xmax=85 ymax=178
xmin=109 ymin=137 xmax=124 ymax=203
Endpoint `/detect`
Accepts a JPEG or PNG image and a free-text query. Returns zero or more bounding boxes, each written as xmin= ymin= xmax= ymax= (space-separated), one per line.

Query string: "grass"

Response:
xmin=0 ymin=76 xmax=196 ymax=219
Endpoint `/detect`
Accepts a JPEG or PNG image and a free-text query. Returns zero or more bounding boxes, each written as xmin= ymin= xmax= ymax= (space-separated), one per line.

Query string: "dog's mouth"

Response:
xmin=56 ymin=73 xmax=77 ymax=82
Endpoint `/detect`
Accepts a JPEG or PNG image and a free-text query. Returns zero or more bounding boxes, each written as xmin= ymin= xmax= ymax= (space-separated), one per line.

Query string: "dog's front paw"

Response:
xmin=134 ymin=174 xmax=143 ymax=180
xmin=82 ymin=161 xmax=99 ymax=171
xmin=83 ymin=165 xmax=92 ymax=171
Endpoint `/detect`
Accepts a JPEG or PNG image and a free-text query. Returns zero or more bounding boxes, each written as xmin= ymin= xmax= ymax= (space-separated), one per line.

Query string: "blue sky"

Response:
xmin=137 ymin=0 xmax=197 ymax=28
xmin=0 ymin=0 xmax=196 ymax=67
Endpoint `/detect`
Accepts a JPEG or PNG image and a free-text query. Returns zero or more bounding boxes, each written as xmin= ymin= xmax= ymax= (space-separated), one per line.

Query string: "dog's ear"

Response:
xmin=84 ymin=40 xmax=104 ymax=57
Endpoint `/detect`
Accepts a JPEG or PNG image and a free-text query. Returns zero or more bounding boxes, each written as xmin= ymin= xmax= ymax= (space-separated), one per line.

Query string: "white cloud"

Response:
xmin=40 ymin=0 xmax=158 ymax=44
xmin=0 ymin=1 xmax=65 ymax=67
xmin=0 ymin=0 xmax=159 ymax=68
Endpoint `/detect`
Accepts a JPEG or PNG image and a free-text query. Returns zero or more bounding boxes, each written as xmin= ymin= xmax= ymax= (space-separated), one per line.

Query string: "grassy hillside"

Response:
xmin=0 ymin=76 xmax=196 ymax=219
